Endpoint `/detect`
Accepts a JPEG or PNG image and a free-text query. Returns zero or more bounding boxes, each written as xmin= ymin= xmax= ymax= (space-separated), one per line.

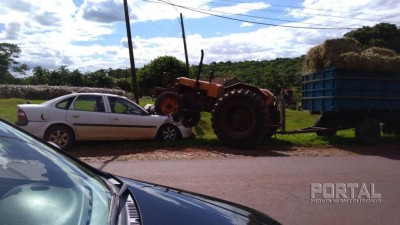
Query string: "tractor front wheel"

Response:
xmin=154 ymin=91 xmax=183 ymax=119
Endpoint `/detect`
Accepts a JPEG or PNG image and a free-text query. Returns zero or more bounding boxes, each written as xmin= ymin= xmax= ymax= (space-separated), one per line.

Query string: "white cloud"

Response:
xmin=213 ymin=2 xmax=270 ymax=15
xmin=78 ymin=0 xmax=126 ymax=23
xmin=132 ymin=1 xmax=270 ymax=22
xmin=4 ymin=22 xmax=22 ymax=40
xmin=0 ymin=0 xmax=399 ymax=74
xmin=240 ymin=22 xmax=253 ymax=28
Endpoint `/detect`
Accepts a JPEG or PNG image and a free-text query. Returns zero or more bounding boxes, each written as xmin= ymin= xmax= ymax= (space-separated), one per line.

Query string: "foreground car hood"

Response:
xmin=119 ymin=177 xmax=280 ymax=225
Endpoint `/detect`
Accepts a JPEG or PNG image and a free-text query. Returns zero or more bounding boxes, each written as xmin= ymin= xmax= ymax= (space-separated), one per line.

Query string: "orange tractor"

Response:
xmin=152 ymin=51 xmax=280 ymax=148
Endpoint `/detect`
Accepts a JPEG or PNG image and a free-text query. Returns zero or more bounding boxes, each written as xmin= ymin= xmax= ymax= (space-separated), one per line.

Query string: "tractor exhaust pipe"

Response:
xmin=196 ymin=50 xmax=204 ymax=86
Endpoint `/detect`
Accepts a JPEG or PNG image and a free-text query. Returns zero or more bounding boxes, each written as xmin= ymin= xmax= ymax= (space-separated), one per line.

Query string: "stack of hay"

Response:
xmin=303 ymin=38 xmax=400 ymax=74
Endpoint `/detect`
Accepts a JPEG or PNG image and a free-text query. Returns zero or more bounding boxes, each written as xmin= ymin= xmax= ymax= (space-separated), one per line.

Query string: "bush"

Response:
xmin=0 ymin=85 xmax=125 ymax=99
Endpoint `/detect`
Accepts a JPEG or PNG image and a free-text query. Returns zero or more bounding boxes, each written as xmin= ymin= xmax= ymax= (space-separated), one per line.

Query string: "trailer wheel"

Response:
xmin=211 ymin=89 xmax=269 ymax=148
xmin=155 ymin=91 xmax=183 ymax=119
xmin=355 ymin=118 xmax=381 ymax=146
xmin=314 ymin=115 xmax=337 ymax=136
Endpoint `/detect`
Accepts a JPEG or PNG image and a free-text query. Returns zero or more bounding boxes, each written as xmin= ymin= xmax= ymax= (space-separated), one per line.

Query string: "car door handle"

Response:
xmin=73 ymin=115 xmax=80 ymax=118
xmin=113 ymin=118 xmax=119 ymax=120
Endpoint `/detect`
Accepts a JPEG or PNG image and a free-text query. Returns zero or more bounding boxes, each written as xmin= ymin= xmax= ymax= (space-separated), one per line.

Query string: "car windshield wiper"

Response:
xmin=108 ymin=182 xmax=130 ymax=225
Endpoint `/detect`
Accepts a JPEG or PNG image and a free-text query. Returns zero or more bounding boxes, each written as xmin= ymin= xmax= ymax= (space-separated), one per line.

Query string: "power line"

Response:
xmin=165 ymin=0 xmax=180 ymax=13
xmin=183 ymin=4 xmax=352 ymax=29
xmin=146 ymin=0 xmax=355 ymax=30
xmin=216 ymin=0 xmax=384 ymax=17
xmin=207 ymin=0 xmax=387 ymax=23
xmin=134 ymin=0 xmax=179 ymax=37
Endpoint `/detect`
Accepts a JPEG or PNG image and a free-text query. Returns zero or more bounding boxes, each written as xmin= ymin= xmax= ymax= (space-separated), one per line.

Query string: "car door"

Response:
xmin=66 ymin=95 xmax=110 ymax=139
xmin=107 ymin=96 xmax=158 ymax=139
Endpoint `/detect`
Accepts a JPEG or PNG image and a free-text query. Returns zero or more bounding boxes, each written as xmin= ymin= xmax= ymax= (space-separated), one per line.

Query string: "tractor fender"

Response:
xmin=224 ymin=83 xmax=275 ymax=105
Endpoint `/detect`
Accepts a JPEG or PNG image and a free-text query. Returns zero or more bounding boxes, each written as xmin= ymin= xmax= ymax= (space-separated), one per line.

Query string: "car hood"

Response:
xmin=118 ymin=177 xmax=280 ymax=225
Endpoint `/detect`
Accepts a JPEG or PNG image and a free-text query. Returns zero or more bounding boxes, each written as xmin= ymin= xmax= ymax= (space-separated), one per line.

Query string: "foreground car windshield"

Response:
xmin=0 ymin=121 xmax=111 ymax=225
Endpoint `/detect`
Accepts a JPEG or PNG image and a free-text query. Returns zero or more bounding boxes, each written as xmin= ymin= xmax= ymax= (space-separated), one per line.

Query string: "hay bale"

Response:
xmin=303 ymin=45 xmax=324 ymax=74
xmin=361 ymin=48 xmax=399 ymax=73
xmin=362 ymin=47 xmax=397 ymax=58
xmin=303 ymin=38 xmax=400 ymax=74
xmin=322 ymin=38 xmax=362 ymax=54
xmin=303 ymin=38 xmax=361 ymax=74
xmin=320 ymin=38 xmax=362 ymax=68
xmin=363 ymin=53 xmax=388 ymax=73
xmin=383 ymin=56 xmax=400 ymax=73
xmin=337 ymin=52 xmax=371 ymax=72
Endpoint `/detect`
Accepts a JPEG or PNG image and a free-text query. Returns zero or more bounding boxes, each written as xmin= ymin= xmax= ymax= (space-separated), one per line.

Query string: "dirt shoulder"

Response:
xmin=70 ymin=143 xmax=400 ymax=163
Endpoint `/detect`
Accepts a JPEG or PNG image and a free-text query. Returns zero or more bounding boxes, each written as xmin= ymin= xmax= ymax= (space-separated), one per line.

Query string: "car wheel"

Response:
xmin=44 ymin=125 xmax=75 ymax=150
xmin=157 ymin=124 xmax=181 ymax=141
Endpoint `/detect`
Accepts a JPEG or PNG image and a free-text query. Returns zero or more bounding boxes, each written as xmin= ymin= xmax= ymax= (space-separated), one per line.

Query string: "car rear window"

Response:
xmin=56 ymin=97 xmax=75 ymax=110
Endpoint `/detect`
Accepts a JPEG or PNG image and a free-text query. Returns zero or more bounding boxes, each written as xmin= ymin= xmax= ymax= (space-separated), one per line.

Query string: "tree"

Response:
xmin=67 ymin=69 xmax=84 ymax=87
xmin=0 ymin=43 xmax=29 ymax=83
xmin=85 ymin=69 xmax=115 ymax=88
xmin=48 ymin=70 xmax=63 ymax=86
xmin=344 ymin=23 xmax=400 ymax=53
xmin=137 ymin=56 xmax=186 ymax=96
xmin=31 ymin=66 xmax=50 ymax=85
xmin=108 ymin=68 xmax=128 ymax=79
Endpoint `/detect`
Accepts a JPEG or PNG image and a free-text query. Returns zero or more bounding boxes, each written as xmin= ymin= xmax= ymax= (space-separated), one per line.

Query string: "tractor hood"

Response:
xmin=119 ymin=177 xmax=281 ymax=225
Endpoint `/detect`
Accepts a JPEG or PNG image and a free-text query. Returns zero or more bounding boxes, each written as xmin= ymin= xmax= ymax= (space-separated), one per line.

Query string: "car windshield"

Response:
xmin=0 ymin=120 xmax=111 ymax=225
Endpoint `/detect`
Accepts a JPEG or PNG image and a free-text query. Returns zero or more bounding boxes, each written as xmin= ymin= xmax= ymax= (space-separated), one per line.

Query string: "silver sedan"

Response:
xmin=16 ymin=93 xmax=192 ymax=149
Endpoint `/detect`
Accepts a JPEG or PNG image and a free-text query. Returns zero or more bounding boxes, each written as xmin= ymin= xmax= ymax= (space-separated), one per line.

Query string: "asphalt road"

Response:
xmin=88 ymin=155 xmax=400 ymax=225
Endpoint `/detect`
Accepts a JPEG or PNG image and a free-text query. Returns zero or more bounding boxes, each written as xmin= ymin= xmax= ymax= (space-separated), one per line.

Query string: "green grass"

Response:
xmin=284 ymin=109 xmax=319 ymax=130
xmin=269 ymin=109 xmax=362 ymax=147
xmin=0 ymin=98 xmax=44 ymax=122
xmin=1 ymin=98 xmax=398 ymax=149
xmin=138 ymin=96 xmax=154 ymax=107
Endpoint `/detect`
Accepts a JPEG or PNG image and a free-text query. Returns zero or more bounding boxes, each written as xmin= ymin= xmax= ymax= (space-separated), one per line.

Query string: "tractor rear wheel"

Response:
xmin=155 ymin=91 xmax=183 ymax=119
xmin=266 ymin=104 xmax=280 ymax=138
xmin=211 ymin=89 xmax=270 ymax=148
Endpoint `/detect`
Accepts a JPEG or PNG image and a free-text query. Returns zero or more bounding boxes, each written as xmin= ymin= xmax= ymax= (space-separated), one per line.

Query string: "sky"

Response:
xmin=1 ymin=0 xmax=399 ymax=75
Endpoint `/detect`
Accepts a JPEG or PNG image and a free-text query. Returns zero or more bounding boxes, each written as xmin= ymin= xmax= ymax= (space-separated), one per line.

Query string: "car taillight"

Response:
xmin=17 ymin=109 xmax=28 ymax=123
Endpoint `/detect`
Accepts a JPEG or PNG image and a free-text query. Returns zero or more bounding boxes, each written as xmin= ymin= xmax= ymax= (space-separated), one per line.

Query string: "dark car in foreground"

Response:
xmin=0 ymin=118 xmax=280 ymax=225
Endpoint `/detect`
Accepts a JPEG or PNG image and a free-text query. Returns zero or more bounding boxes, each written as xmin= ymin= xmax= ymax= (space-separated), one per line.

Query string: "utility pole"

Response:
xmin=180 ymin=13 xmax=190 ymax=78
xmin=123 ymin=0 xmax=139 ymax=103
